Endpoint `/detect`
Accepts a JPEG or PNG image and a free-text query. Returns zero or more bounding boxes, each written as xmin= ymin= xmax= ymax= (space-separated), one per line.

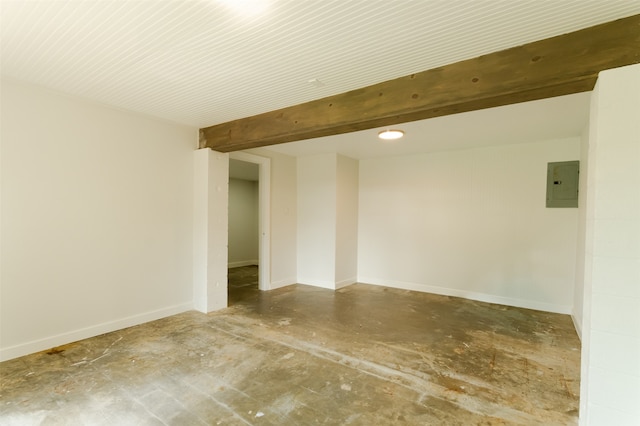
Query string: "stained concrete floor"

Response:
xmin=1 ymin=266 xmax=581 ymax=425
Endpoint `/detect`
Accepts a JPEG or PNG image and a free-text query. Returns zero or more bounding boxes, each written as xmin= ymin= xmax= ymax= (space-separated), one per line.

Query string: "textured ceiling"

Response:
xmin=2 ymin=1 xmax=639 ymax=129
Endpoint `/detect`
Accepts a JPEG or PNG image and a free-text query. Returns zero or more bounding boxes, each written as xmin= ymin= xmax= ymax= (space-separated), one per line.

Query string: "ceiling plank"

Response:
xmin=200 ymin=15 xmax=640 ymax=152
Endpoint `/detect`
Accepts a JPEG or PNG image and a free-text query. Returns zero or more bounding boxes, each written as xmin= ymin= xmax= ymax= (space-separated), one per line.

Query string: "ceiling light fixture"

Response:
xmin=378 ymin=129 xmax=404 ymax=140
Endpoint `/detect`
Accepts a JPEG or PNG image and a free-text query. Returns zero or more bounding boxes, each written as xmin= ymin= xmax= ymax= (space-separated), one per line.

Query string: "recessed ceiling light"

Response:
xmin=378 ymin=129 xmax=404 ymax=140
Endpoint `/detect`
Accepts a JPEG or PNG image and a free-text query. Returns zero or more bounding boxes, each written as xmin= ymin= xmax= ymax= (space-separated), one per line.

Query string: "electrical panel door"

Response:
xmin=546 ymin=161 xmax=579 ymax=208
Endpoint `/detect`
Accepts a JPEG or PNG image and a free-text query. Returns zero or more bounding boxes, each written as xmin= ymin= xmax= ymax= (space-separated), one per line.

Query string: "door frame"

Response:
xmin=229 ymin=151 xmax=271 ymax=291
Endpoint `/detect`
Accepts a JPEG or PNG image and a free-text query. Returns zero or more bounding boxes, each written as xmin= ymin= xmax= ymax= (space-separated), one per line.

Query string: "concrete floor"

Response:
xmin=1 ymin=266 xmax=581 ymax=425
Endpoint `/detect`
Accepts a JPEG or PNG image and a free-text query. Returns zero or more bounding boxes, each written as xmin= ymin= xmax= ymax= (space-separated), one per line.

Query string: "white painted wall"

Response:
xmin=573 ymin=127 xmax=590 ymax=339
xmin=335 ymin=155 xmax=359 ymax=287
xmin=297 ymin=154 xmax=337 ymax=288
xmin=358 ymin=138 xmax=580 ymax=313
xmin=580 ymin=63 xmax=640 ymax=426
xmin=228 ymin=178 xmax=259 ymax=267
xmin=193 ymin=149 xmax=228 ymax=313
xmin=296 ymin=153 xmax=359 ymax=289
xmin=245 ymin=148 xmax=297 ymax=289
xmin=1 ymin=79 xmax=196 ymax=361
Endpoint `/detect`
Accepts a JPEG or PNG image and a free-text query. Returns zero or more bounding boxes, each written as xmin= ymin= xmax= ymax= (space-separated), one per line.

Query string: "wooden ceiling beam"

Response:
xmin=200 ymin=15 xmax=640 ymax=152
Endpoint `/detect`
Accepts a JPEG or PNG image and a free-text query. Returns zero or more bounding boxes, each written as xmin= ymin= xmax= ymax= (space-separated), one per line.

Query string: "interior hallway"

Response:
xmin=1 ymin=269 xmax=580 ymax=425
xmin=228 ymin=265 xmax=259 ymax=306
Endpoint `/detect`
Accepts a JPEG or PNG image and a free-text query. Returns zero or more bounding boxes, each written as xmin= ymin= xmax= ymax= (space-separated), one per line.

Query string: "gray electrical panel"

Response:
xmin=546 ymin=161 xmax=579 ymax=208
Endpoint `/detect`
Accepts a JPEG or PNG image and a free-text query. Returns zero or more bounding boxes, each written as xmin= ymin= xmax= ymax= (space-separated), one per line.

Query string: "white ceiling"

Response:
xmin=266 ymin=92 xmax=592 ymax=159
xmin=2 ymin=0 xmax=638 ymax=131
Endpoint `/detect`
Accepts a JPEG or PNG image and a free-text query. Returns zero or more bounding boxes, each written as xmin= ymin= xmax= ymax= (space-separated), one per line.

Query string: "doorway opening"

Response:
xmin=228 ymin=152 xmax=270 ymax=304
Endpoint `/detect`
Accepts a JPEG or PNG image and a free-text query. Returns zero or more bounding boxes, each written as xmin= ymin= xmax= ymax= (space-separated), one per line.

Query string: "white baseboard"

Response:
xmin=296 ymin=277 xmax=357 ymax=290
xmin=571 ymin=314 xmax=583 ymax=341
xmin=358 ymin=277 xmax=572 ymax=315
xmin=297 ymin=278 xmax=336 ymax=290
xmin=335 ymin=277 xmax=357 ymax=289
xmin=269 ymin=277 xmax=297 ymax=290
xmin=0 ymin=302 xmax=193 ymax=362
xmin=228 ymin=260 xmax=259 ymax=268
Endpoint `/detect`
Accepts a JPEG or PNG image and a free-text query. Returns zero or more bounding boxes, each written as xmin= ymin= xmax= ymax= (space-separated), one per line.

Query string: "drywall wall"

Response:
xmin=572 ymin=127 xmax=590 ymax=339
xmin=245 ymin=148 xmax=297 ymax=289
xmin=297 ymin=154 xmax=337 ymax=288
xmin=335 ymin=155 xmax=359 ymax=287
xmin=579 ymin=63 xmax=640 ymax=425
xmin=358 ymin=138 xmax=580 ymax=313
xmin=228 ymin=178 xmax=259 ymax=267
xmin=0 ymin=79 xmax=197 ymax=361
xmin=193 ymin=149 xmax=228 ymax=313
xmin=295 ymin=153 xmax=358 ymax=289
